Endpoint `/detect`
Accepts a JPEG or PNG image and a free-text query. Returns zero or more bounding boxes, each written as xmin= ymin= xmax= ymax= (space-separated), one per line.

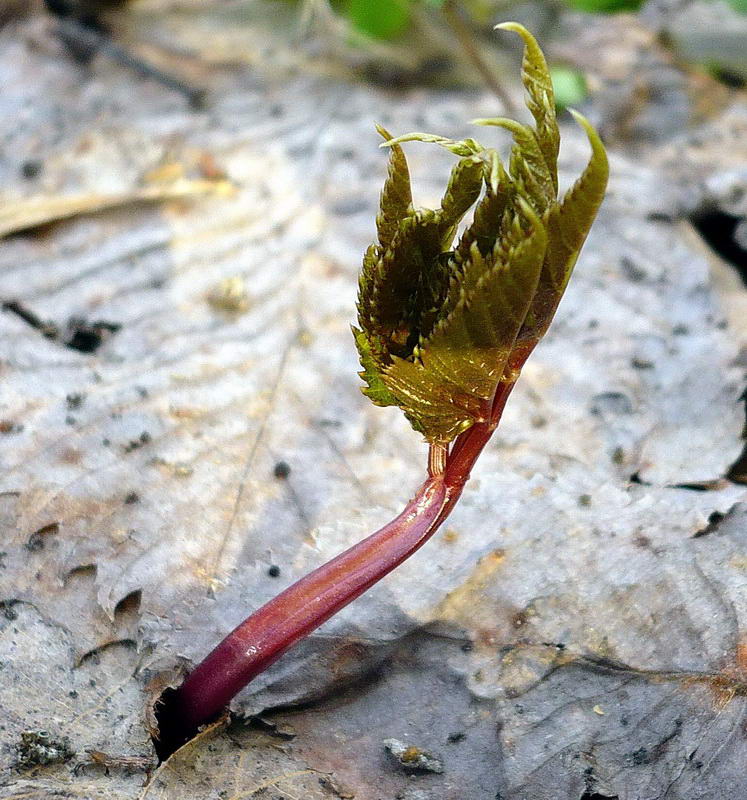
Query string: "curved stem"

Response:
xmin=158 ymin=374 xmax=526 ymax=757
xmin=157 ymin=476 xmax=447 ymax=754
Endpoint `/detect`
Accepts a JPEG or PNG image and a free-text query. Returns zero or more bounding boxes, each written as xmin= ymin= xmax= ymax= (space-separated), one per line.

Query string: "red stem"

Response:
xmin=158 ymin=476 xmax=447 ymax=751
xmin=157 ymin=375 xmax=525 ymax=756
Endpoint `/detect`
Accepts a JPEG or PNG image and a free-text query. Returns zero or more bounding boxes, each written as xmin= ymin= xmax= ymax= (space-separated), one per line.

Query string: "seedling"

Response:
xmin=155 ymin=23 xmax=608 ymax=758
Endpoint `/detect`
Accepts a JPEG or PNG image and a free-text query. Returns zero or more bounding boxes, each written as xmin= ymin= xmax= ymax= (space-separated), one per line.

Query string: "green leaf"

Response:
xmin=550 ymin=66 xmax=589 ymax=112
xmin=345 ymin=0 xmax=411 ymax=40
xmin=436 ymin=155 xmax=485 ymax=244
xmin=495 ymin=22 xmax=560 ymax=193
xmin=374 ymin=125 xmax=413 ymax=253
xmin=472 ymin=117 xmax=556 ymax=208
xmin=354 ymin=23 xmax=608 ymax=443
xmin=370 ymin=209 xmax=444 ymax=336
xmin=352 ymin=326 xmax=399 ymax=406
xmin=382 ymin=202 xmax=547 ymax=442
xmin=516 ymin=109 xmax=609 ymax=349
xmin=380 ymin=133 xmax=484 ymax=157
xmin=562 ymin=0 xmax=644 ymax=12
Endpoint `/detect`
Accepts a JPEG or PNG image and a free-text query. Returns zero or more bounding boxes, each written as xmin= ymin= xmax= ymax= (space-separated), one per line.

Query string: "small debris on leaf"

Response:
xmin=20 ymin=159 xmax=43 ymax=179
xmin=64 ymin=318 xmax=121 ymax=353
xmin=395 ymin=787 xmax=435 ymax=800
xmin=16 ymin=730 xmax=74 ymax=770
xmin=75 ymin=748 xmax=154 ymax=777
xmin=273 ymin=460 xmax=291 ymax=479
xmin=383 ymin=738 xmax=444 ymax=774
xmin=258 ymin=717 xmax=297 ymax=739
xmin=124 ymin=432 xmax=152 ymax=453
xmin=207 ymin=276 xmax=251 ymax=315
xmin=319 ymin=774 xmax=356 ymax=798
xmin=65 ymin=392 xmax=85 ymax=410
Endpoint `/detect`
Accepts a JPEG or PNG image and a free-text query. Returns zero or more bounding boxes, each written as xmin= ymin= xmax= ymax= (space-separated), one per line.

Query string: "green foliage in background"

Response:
xmin=562 ymin=0 xmax=644 ymax=12
xmin=550 ymin=65 xmax=588 ymax=110
xmin=345 ymin=0 xmax=411 ymax=39
xmin=341 ymin=0 xmax=647 ymax=42
xmin=725 ymin=0 xmax=747 ymax=13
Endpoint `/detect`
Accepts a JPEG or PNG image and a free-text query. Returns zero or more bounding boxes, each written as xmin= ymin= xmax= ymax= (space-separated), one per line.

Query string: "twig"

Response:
xmin=55 ymin=17 xmax=206 ymax=108
xmin=441 ymin=1 xmax=517 ymax=114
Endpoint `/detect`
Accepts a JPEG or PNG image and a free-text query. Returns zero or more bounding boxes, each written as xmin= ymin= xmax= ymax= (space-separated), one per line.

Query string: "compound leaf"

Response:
xmin=354 ymin=24 xmax=607 ymax=444
xmin=382 ymin=203 xmax=547 ymax=442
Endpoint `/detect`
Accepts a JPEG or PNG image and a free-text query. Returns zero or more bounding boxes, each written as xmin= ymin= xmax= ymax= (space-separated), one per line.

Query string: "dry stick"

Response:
xmin=55 ymin=17 xmax=206 ymax=108
xmin=441 ymin=1 xmax=517 ymax=115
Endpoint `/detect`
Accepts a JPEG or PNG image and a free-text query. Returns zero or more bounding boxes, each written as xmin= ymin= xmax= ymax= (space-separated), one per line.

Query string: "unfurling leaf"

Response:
xmin=354 ymin=23 xmax=609 ymax=443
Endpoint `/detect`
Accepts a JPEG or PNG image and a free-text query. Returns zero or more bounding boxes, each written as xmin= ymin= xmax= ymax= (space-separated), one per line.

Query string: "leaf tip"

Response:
xmin=375 ymin=123 xmax=392 ymax=140
xmin=494 ymin=21 xmax=526 ymax=34
xmin=567 ymin=109 xmax=608 ymax=166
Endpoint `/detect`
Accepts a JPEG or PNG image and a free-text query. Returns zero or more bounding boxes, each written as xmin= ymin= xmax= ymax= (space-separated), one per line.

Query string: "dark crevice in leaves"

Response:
xmin=63 ymin=563 xmax=97 ymax=585
xmin=693 ymin=510 xmax=726 ymax=538
xmin=114 ymin=589 xmax=143 ymax=623
xmin=693 ymin=503 xmax=743 ymax=538
xmin=669 ymin=479 xmax=727 ymax=491
xmin=727 ymin=387 xmax=747 ymax=485
xmin=728 ymin=445 xmax=747 ymax=485
xmin=152 ymin=686 xmax=227 ymax=762
xmin=580 ymin=794 xmax=619 ymax=800
xmin=0 ymin=599 xmax=21 ymax=621
xmin=26 ymin=522 xmax=60 ymax=552
xmin=76 ymin=638 xmax=137 ymax=666
xmin=690 ymin=209 xmax=747 ymax=287
xmin=580 ymin=793 xmax=619 ymax=800
xmin=114 ymin=589 xmax=142 ymax=619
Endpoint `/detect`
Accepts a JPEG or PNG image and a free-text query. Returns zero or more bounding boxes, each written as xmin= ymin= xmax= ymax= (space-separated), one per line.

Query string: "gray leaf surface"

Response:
xmin=1 ymin=8 xmax=746 ymax=800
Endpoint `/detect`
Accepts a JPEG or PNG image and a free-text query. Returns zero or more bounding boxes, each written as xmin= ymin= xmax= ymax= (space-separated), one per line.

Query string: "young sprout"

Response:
xmin=155 ymin=22 xmax=608 ymax=758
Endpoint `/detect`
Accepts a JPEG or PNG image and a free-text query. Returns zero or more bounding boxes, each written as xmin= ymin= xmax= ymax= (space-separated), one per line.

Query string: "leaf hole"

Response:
xmin=114 ymin=589 xmax=142 ymax=620
xmin=77 ymin=638 xmax=137 ymax=666
xmin=579 ymin=794 xmax=619 ymax=800
xmin=26 ymin=522 xmax=60 ymax=552
xmin=63 ymin=564 xmax=97 ymax=585
xmin=727 ymin=386 xmax=747 ymax=486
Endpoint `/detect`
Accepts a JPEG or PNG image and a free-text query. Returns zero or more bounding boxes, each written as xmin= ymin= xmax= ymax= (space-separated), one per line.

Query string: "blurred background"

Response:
xmin=1 ymin=3 xmax=747 ymax=799
xmin=2 ymin=0 xmax=746 ymax=269
xmin=6 ymin=0 xmax=747 ymax=131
